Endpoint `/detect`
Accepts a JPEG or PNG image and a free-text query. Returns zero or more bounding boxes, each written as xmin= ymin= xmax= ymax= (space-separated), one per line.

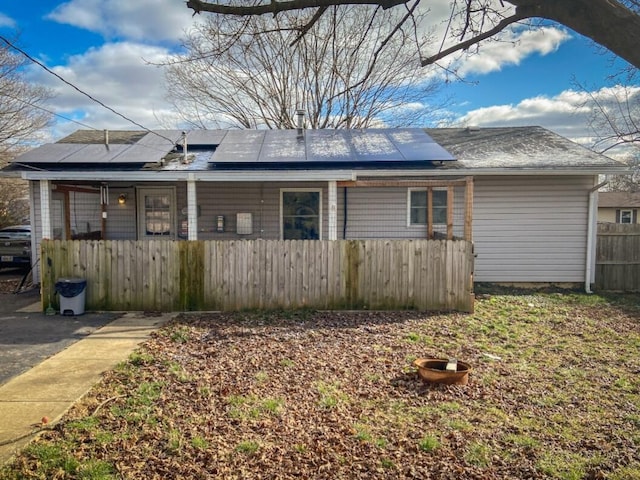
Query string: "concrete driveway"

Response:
xmin=0 ymin=269 xmax=117 ymax=386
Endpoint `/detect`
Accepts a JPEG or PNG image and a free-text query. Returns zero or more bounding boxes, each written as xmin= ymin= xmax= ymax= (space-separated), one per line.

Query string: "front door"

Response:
xmin=137 ymin=187 xmax=176 ymax=240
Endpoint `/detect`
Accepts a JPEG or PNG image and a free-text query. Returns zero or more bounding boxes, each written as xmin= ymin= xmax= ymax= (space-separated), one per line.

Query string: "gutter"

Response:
xmin=585 ymin=178 xmax=609 ymax=294
xmin=19 ymin=170 xmax=357 ymax=182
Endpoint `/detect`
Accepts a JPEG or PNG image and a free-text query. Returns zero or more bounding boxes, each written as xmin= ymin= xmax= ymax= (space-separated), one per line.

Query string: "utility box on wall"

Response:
xmin=236 ymin=213 xmax=252 ymax=235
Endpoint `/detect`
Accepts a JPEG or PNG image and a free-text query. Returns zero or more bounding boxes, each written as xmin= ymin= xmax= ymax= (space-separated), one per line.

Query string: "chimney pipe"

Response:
xmin=296 ymin=110 xmax=305 ymax=137
xmin=104 ymin=129 xmax=109 ymax=146
xmin=182 ymin=131 xmax=188 ymax=164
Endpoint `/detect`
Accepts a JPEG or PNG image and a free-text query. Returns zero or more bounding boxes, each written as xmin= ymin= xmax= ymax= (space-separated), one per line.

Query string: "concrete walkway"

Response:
xmin=0 ymin=312 xmax=174 ymax=465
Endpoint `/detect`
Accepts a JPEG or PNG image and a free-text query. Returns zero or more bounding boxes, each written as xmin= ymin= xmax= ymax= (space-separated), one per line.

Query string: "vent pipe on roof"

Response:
xmin=296 ymin=110 xmax=305 ymax=138
xmin=181 ymin=131 xmax=188 ymax=164
xmin=104 ymin=129 xmax=109 ymax=146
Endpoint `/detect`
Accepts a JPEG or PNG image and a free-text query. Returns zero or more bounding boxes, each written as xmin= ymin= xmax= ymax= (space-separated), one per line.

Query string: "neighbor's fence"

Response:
xmin=596 ymin=224 xmax=640 ymax=292
xmin=41 ymin=239 xmax=474 ymax=312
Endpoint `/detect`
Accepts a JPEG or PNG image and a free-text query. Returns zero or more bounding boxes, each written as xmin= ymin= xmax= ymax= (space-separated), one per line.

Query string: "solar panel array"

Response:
xmin=211 ymin=128 xmax=455 ymax=166
xmin=13 ymin=128 xmax=455 ymax=167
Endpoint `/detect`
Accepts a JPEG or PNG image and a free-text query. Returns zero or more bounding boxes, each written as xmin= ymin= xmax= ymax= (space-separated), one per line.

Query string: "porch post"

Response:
xmin=328 ymin=181 xmax=337 ymax=240
xmin=40 ymin=179 xmax=53 ymax=239
xmin=187 ymin=176 xmax=198 ymax=241
xmin=464 ymin=176 xmax=474 ymax=242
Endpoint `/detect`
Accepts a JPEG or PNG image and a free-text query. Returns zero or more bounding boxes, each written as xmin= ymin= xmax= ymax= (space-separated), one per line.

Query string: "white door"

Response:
xmin=137 ymin=187 xmax=176 ymax=240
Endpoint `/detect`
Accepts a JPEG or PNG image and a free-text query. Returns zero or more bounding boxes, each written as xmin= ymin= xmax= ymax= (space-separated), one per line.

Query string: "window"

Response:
xmin=137 ymin=187 xmax=176 ymax=239
xmin=408 ymin=189 xmax=447 ymax=226
xmin=281 ymin=190 xmax=321 ymax=240
xmin=620 ymin=209 xmax=633 ymax=224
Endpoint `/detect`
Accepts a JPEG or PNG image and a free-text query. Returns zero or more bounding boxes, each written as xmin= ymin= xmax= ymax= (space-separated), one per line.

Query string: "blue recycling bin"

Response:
xmin=55 ymin=278 xmax=87 ymax=315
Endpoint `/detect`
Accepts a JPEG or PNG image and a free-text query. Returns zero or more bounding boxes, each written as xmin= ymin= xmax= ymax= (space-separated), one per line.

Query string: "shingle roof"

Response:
xmin=425 ymin=126 xmax=623 ymax=169
xmin=6 ymin=126 xmax=628 ymax=174
xmin=598 ymin=191 xmax=640 ymax=208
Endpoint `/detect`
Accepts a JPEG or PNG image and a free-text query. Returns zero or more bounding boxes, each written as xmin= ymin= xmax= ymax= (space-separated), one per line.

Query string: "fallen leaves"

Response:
xmin=3 ymin=294 xmax=640 ymax=479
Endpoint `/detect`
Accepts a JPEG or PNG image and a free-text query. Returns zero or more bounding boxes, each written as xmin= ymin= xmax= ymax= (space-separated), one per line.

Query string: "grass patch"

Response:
xmin=464 ymin=441 xmax=492 ymax=468
xmin=235 ymin=440 xmax=260 ymax=454
xmin=315 ymin=380 xmax=349 ymax=409
xmin=418 ymin=435 xmax=440 ymax=453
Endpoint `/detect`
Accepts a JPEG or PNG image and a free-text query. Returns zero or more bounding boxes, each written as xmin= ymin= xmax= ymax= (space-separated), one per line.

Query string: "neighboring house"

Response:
xmin=598 ymin=191 xmax=640 ymax=224
xmin=1 ymin=126 xmax=628 ymax=290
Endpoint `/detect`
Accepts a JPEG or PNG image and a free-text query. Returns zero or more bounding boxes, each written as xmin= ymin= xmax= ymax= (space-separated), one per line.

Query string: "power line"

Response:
xmin=0 ymin=34 xmax=177 ymax=145
xmin=3 ymin=94 xmax=178 ymax=156
xmin=12 ymin=96 xmax=98 ymax=131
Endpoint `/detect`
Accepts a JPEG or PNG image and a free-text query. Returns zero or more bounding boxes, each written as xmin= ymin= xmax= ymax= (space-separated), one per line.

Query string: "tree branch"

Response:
xmin=290 ymin=6 xmax=329 ymax=46
xmin=187 ymin=0 xmax=408 ymax=16
xmin=420 ymin=12 xmax=526 ymax=66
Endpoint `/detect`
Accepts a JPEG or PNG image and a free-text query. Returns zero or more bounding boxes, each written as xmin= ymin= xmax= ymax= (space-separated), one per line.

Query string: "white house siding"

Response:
xmin=473 ymin=175 xmax=594 ymax=283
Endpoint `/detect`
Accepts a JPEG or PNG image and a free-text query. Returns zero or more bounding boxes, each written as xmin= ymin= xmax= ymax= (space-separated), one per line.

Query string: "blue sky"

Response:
xmin=0 ymin=0 xmax=637 ymax=152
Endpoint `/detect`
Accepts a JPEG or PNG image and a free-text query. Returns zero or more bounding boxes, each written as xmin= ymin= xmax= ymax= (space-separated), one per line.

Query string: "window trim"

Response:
xmin=407 ymin=187 xmax=447 ymax=227
xmin=136 ymin=186 xmax=177 ymax=240
xmin=280 ymin=188 xmax=323 ymax=240
xmin=620 ymin=209 xmax=633 ymax=224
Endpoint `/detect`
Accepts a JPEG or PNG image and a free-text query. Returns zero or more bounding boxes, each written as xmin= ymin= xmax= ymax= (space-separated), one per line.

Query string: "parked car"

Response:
xmin=0 ymin=225 xmax=31 ymax=270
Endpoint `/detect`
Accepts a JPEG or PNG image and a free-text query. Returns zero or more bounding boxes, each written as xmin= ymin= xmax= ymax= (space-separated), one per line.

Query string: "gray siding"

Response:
xmin=473 ymin=176 xmax=593 ymax=282
xmin=195 ymin=182 xmax=335 ymax=240
xmin=344 ymin=186 xmax=466 ymax=239
xmin=29 ymin=176 xmax=595 ymax=285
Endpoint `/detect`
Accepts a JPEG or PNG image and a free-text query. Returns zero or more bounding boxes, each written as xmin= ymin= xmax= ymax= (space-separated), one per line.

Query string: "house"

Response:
xmin=597 ymin=191 xmax=640 ymax=224
xmin=2 ymin=126 xmax=628 ymax=301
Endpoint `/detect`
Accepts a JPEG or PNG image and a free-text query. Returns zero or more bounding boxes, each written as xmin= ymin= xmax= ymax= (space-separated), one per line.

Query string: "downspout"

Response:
xmin=585 ymin=178 xmax=608 ymax=293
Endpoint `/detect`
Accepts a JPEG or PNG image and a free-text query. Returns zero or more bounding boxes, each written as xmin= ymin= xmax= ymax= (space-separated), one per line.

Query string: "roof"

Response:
xmin=10 ymin=128 xmax=454 ymax=169
xmin=4 ymin=126 xmax=628 ymax=180
xmin=425 ymin=126 xmax=623 ymax=169
xmin=598 ymin=191 xmax=640 ymax=208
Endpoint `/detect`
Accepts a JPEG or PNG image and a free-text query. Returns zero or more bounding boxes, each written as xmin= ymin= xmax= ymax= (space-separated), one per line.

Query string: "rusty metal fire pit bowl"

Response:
xmin=413 ymin=358 xmax=472 ymax=385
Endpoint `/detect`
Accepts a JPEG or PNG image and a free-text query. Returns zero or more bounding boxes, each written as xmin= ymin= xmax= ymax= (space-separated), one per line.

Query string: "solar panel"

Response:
xmin=260 ymin=130 xmax=306 ymax=161
xmin=11 ymin=144 xmax=87 ymax=164
xmin=388 ymin=129 xmax=454 ymax=161
xmin=184 ymin=130 xmax=227 ymax=146
xmin=62 ymin=144 xmax=130 ymax=163
xmin=212 ymin=131 xmax=265 ymax=163
xmin=210 ymin=128 xmax=455 ymax=166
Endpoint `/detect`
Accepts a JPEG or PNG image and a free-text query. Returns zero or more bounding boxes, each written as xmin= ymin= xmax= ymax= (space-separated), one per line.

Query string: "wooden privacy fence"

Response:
xmin=596 ymin=224 xmax=640 ymax=292
xmin=41 ymin=239 xmax=475 ymax=313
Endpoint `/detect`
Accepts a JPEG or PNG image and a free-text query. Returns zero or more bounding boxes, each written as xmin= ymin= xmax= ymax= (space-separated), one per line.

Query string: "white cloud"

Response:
xmin=452 ymin=85 xmax=640 ymax=148
xmin=0 ymin=13 xmax=15 ymax=28
xmin=47 ymin=0 xmax=196 ymax=43
xmin=27 ymin=42 xmax=181 ymax=136
xmin=418 ymin=1 xmax=569 ymax=77
xmin=454 ymin=26 xmax=571 ymax=76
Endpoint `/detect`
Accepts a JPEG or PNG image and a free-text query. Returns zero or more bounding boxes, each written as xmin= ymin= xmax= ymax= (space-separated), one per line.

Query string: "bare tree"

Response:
xmin=186 ymin=0 xmax=640 ymax=69
xmin=582 ymin=69 xmax=640 ymax=191
xmin=166 ymin=5 xmax=444 ymax=129
xmin=0 ymin=39 xmax=52 ymax=226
